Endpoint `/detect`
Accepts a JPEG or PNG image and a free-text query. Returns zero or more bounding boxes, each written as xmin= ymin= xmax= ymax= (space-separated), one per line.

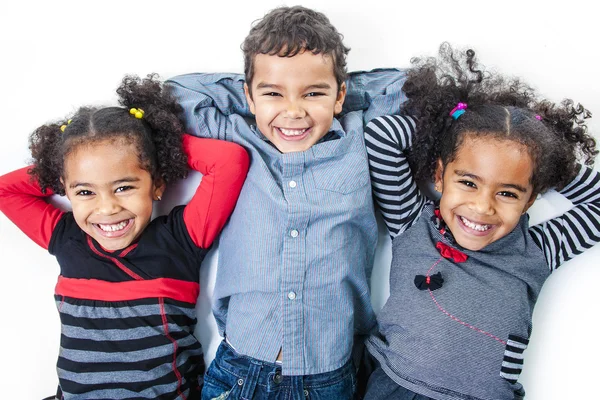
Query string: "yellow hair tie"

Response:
xmin=60 ymin=119 xmax=73 ymax=132
xmin=129 ymin=108 xmax=145 ymax=119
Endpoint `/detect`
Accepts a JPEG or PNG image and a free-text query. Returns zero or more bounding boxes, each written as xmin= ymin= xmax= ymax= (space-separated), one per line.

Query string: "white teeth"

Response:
xmin=279 ymin=128 xmax=307 ymax=136
xmin=98 ymin=220 xmax=128 ymax=232
xmin=460 ymin=216 xmax=491 ymax=232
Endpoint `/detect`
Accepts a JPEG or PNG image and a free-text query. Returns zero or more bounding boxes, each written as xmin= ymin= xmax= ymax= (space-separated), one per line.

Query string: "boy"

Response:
xmin=167 ymin=6 xmax=406 ymax=399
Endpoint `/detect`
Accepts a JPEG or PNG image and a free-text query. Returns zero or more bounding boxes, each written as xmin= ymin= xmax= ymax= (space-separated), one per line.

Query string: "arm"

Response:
xmin=165 ymin=73 xmax=252 ymax=141
xmin=182 ymin=134 xmax=250 ymax=249
xmin=364 ymin=115 xmax=425 ymax=238
xmin=0 ymin=167 xmax=64 ymax=249
xmin=342 ymin=68 xmax=408 ymax=123
xmin=529 ymin=165 xmax=600 ymax=271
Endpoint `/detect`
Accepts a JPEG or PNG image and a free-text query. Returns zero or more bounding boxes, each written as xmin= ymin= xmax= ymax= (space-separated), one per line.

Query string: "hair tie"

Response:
xmin=129 ymin=108 xmax=145 ymax=119
xmin=449 ymin=102 xmax=467 ymax=120
xmin=60 ymin=119 xmax=72 ymax=133
xmin=535 ymin=115 xmax=542 ymax=120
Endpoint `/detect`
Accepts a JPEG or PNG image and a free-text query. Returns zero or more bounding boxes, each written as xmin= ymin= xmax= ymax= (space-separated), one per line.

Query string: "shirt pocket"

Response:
xmin=310 ymin=150 xmax=370 ymax=194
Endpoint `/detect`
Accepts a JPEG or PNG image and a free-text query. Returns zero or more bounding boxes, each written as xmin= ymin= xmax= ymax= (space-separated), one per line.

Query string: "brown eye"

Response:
xmin=498 ymin=191 xmax=518 ymax=199
xmin=115 ymin=186 xmax=134 ymax=193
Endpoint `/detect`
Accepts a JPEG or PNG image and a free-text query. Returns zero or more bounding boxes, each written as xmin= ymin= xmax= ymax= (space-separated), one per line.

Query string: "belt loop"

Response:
xmin=240 ymin=362 xmax=262 ymax=400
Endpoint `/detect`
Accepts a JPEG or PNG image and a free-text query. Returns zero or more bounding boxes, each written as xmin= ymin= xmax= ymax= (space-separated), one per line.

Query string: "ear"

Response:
xmin=60 ymin=177 xmax=71 ymax=200
xmin=244 ymin=83 xmax=256 ymax=115
xmin=522 ymin=192 xmax=537 ymax=214
xmin=434 ymin=158 xmax=444 ymax=192
xmin=334 ymin=82 xmax=347 ymax=115
xmin=153 ymin=178 xmax=166 ymax=201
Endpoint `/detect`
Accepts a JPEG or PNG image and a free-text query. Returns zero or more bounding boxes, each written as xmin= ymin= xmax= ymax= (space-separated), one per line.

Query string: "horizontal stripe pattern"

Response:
xmin=500 ymin=335 xmax=529 ymax=384
xmin=529 ymin=165 xmax=600 ymax=271
xmin=364 ymin=115 xmax=425 ymax=238
xmin=56 ymin=289 xmax=202 ymax=399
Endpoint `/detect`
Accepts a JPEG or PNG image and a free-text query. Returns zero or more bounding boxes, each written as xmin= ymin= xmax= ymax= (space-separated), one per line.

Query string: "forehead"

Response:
xmin=251 ymin=51 xmax=336 ymax=88
xmin=63 ymin=139 xmax=147 ymax=182
xmin=452 ymin=136 xmax=534 ymax=187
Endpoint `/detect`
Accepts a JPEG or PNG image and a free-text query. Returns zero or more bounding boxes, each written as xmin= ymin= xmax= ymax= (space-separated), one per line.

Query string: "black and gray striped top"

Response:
xmin=364 ymin=114 xmax=600 ymax=400
xmin=365 ymin=114 xmax=600 ymax=271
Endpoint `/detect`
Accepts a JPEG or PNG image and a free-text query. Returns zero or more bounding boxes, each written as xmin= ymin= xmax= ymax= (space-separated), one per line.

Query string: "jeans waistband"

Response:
xmin=215 ymin=340 xmax=354 ymax=385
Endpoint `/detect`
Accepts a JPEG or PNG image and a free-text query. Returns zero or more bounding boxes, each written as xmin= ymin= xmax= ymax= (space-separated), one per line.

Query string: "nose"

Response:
xmin=95 ymin=194 xmax=121 ymax=215
xmin=285 ymin=99 xmax=306 ymax=119
xmin=469 ymin=192 xmax=495 ymax=215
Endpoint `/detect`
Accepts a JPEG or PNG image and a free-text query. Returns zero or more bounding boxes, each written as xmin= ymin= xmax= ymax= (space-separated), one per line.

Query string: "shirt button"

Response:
xmin=288 ymin=291 xmax=296 ymax=300
xmin=289 ymin=180 xmax=297 ymax=188
xmin=290 ymin=229 xmax=299 ymax=238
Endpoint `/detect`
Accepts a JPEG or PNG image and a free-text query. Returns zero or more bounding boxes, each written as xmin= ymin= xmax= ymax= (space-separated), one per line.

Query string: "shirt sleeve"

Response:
xmin=165 ymin=73 xmax=252 ymax=141
xmin=529 ymin=165 xmax=600 ymax=271
xmin=0 ymin=166 xmax=64 ymax=249
xmin=342 ymin=69 xmax=408 ymax=123
xmin=364 ymin=115 xmax=426 ymax=238
xmin=182 ymin=134 xmax=250 ymax=249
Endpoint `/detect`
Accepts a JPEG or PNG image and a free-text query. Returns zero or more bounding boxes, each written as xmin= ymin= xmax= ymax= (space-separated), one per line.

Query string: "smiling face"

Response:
xmin=62 ymin=138 xmax=165 ymax=251
xmin=244 ymin=51 xmax=346 ymax=153
xmin=435 ymin=135 xmax=536 ymax=251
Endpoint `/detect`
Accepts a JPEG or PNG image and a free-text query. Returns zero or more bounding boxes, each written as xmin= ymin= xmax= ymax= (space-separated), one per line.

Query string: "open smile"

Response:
xmin=276 ymin=127 xmax=311 ymax=141
xmin=457 ymin=215 xmax=496 ymax=236
xmin=92 ymin=218 xmax=134 ymax=238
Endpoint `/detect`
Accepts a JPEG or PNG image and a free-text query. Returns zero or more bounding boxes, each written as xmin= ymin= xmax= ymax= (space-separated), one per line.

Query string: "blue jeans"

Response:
xmin=202 ymin=341 xmax=356 ymax=400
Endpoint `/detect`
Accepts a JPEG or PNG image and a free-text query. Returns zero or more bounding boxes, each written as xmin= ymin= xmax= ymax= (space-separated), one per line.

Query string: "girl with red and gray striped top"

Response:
xmin=0 ymin=75 xmax=249 ymax=399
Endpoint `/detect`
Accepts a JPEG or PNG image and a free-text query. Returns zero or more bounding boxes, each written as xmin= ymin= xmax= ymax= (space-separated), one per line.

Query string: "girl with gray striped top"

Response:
xmin=362 ymin=43 xmax=599 ymax=400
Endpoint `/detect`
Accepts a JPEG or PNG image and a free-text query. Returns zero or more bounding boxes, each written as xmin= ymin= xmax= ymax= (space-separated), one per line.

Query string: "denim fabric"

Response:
xmin=364 ymin=367 xmax=434 ymax=400
xmin=202 ymin=341 xmax=356 ymax=400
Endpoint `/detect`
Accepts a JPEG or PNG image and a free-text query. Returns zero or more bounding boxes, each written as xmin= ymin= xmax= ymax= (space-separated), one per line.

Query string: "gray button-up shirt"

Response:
xmin=166 ymin=69 xmax=406 ymax=375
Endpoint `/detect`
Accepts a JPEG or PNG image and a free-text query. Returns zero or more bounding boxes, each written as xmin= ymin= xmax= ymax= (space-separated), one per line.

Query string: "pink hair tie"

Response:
xmin=449 ymin=102 xmax=468 ymax=119
xmin=535 ymin=115 xmax=542 ymax=120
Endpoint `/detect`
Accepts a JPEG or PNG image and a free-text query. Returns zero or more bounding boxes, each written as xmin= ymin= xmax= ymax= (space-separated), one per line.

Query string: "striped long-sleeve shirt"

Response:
xmin=0 ymin=137 xmax=249 ymax=399
xmin=365 ymin=114 xmax=600 ymax=271
xmin=364 ymin=114 xmax=600 ymax=399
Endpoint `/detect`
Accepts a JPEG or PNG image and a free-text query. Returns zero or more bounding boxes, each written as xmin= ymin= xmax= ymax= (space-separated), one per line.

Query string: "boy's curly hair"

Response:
xmin=28 ymin=74 xmax=187 ymax=195
xmin=402 ymin=43 xmax=597 ymax=194
xmin=242 ymin=5 xmax=350 ymax=93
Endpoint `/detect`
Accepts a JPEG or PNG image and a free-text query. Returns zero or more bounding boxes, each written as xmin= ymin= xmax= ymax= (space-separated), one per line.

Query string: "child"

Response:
xmin=362 ymin=44 xmax=599 ymax=400
xmin=166 ymin=5 xmax=407 ymax=399
xmin=0 ymin=75 xmax=249 ymax=399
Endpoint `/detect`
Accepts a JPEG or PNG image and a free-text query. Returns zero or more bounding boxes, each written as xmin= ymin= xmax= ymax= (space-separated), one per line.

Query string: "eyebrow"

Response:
xmin=255 ymin=82 xmax=332 ymax=91
xmin=305 ymin=83 xmax=332 ymax=90
xmin=454 ymin=170 xmax=529 ymax=193
xmin=69 ymin=177 xmax=141 ymax=189
xmin=256 ymin=83 xmax=283 ymax=90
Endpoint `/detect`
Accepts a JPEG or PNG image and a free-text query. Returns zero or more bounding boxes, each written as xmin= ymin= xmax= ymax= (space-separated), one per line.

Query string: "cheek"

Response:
xmin=311 ymin=105 xmax=335 ymax=127
xmin=437 ymin=196 xmax=454 ymax=221
xmin=138 ymin=197 xmax=155 ymax=219
xmin=70 ymin=203 xmax=92 ymax=228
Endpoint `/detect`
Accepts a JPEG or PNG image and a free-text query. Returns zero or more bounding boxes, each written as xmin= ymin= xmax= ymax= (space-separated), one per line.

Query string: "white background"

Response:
xmin=0 ymin=0 xmax=598 ymax=398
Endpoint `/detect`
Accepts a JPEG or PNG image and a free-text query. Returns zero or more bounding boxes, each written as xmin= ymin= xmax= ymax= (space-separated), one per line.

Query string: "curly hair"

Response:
xmin=403 ymin=43 xmax=597 ymax=194
xmin=28 ymin=74 xmax=187 ymax=195
xmin=242 ymin=5 xmax=350 ymax=93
